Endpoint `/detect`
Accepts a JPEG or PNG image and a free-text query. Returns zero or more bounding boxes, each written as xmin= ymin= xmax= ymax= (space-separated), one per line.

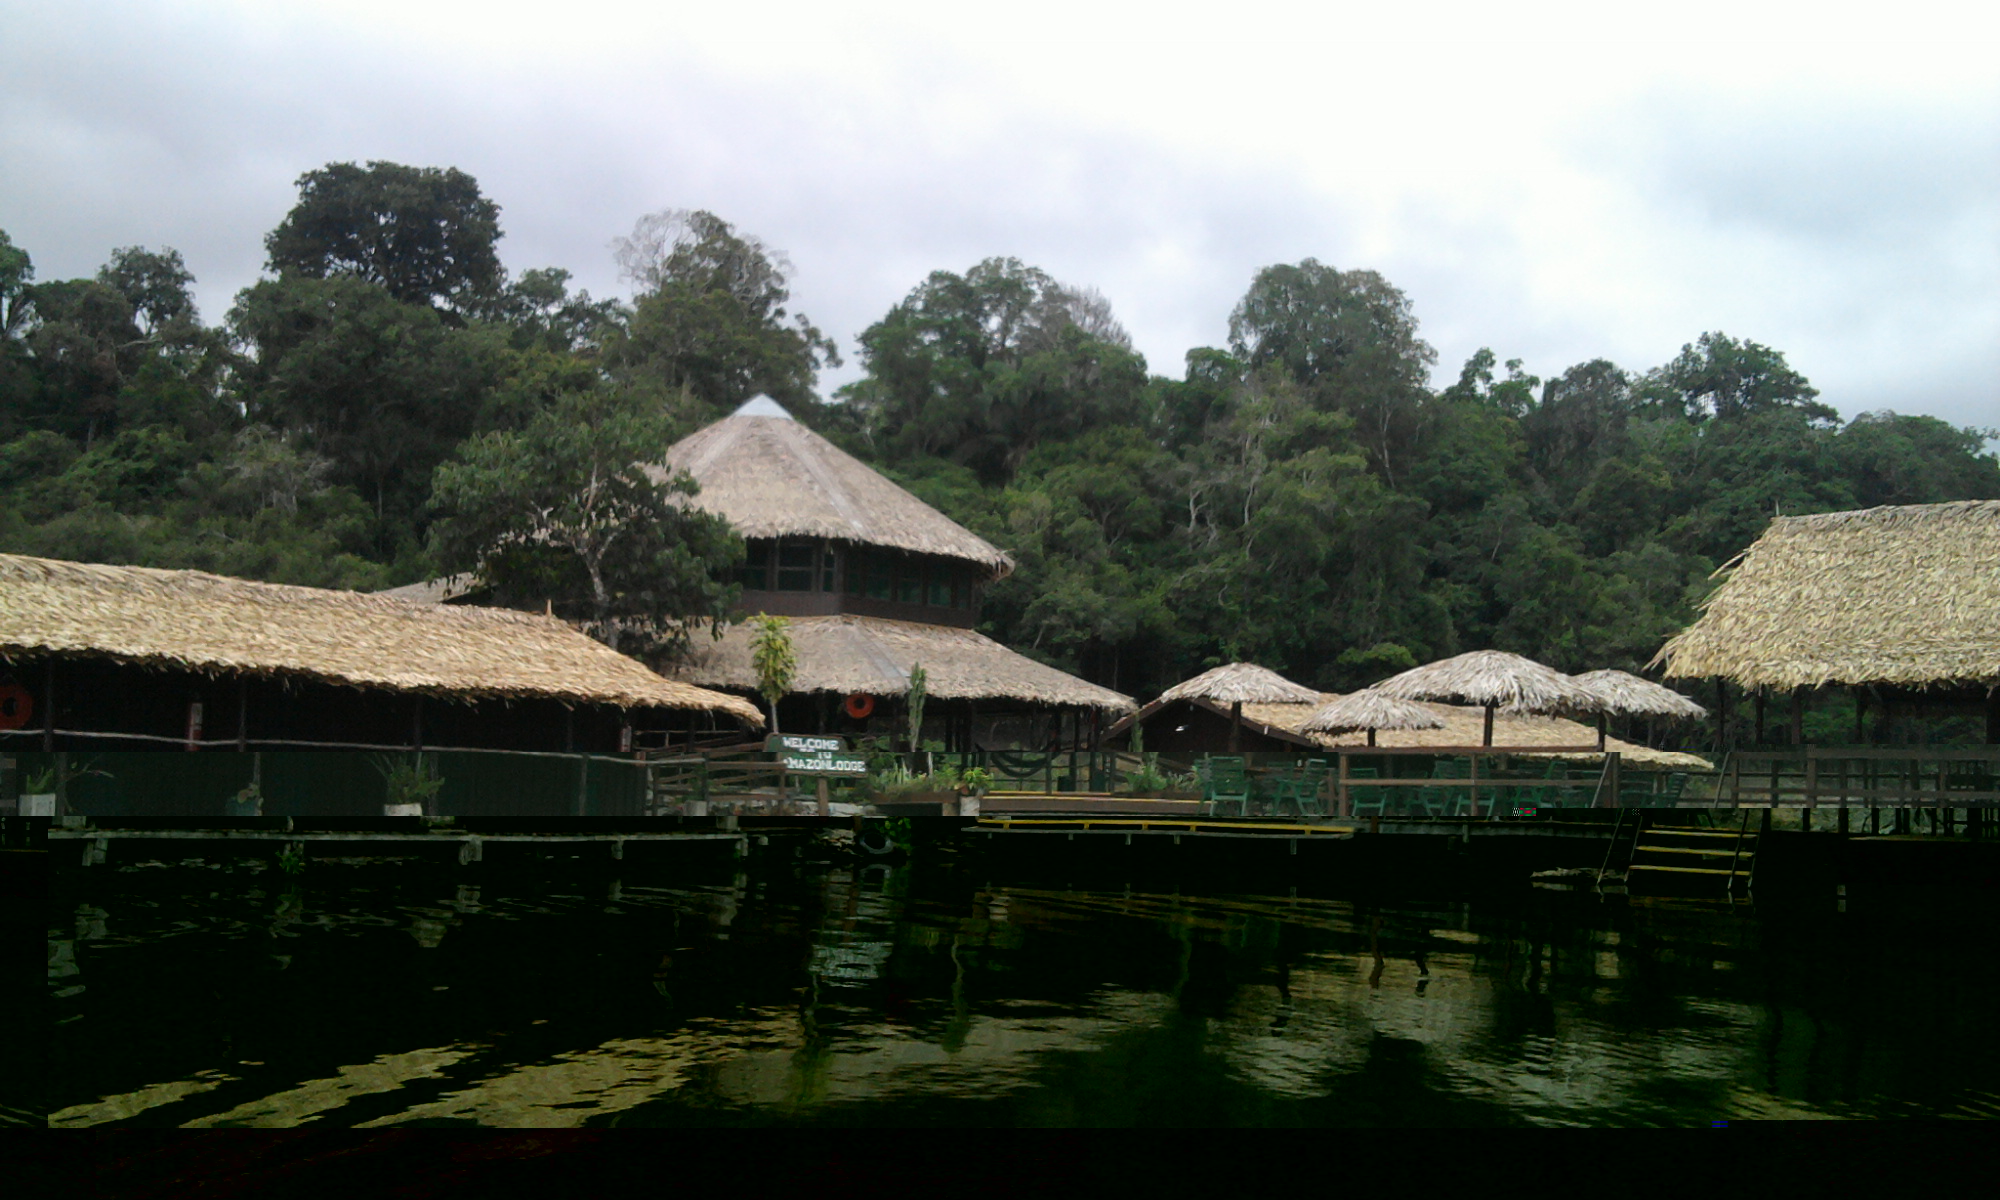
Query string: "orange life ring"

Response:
xmin=0 ymin=683 xmax=31 ymax=731
xmin=843 ymin=693 xmax=876 ymax=720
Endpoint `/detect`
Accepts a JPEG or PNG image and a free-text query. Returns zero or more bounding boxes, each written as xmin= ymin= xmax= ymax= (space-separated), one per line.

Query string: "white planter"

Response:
xmin=383 ymin=803 xmax=424 ymax=818
xmin=956 ymin=793 xmax=981 ymax=817
xmin=19 ymin=794 xmax=55 ymax=817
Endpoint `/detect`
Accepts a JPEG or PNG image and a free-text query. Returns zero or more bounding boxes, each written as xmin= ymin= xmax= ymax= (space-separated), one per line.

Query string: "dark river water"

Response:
xmin=35 ymin=841 xmax=2000 ymax=1127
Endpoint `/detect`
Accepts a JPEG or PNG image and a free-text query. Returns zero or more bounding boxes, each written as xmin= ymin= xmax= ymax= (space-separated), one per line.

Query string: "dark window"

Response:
xmin=738 ymin=540 xmax=772 ymax=590
xmin=866 ymin=554 xmax=892 ymax=600
xmin=928 ymin=570 xmax=952 ymax=607
xmin=776 ymin=542 xmax=817 ymax=591
xmin=822 ymin=546 xmax=839 ymax=593
xmin=895 ymin=560 xmax=923 ymax=605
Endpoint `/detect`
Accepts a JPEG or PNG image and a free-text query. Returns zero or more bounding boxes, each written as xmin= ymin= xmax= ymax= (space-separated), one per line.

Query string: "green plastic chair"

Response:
xmin=1347 ymin=766 xmax=1384 ymax=817
xmin=1277 ymin=759 xmax=1330 ymax=817
xmin=1204 ymin=756 xmax=1252 ymax=816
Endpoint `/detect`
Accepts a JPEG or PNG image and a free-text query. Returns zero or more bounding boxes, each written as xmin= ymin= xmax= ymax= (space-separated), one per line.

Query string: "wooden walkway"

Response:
xmin=46 ymin=826 xmax=750 ymax=867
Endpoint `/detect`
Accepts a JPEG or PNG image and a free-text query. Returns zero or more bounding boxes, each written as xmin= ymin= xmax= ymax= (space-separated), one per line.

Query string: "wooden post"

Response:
xmin=1715 ymin=678 xmax=1728 ymax=752
xmin=1608 ymin=752 xmax=1621 ymax=810
xmin=1482 ymin=703 xmax=1494 ymax=747
xmin=412 ymin=696 xmax=424 ymax=752
xmin=1987 ymin=690 xmax=2000 ymax=745
xmin=42 ymin=659 xmax=55 ymax=752
xmin=185 ymin=700 xmax=203 ymax=752
xmin=816 ymin=776 xmax=830 ymax=817
xmin=1596 ymin=714 xmax=1607 ymax=752
xmin=237 ymin=678 xmax=249 ymax=752
xmin=1228 ymin=702 xmax=1243 ymax=753
xmin=1853 ymin=687 xmax=1868 ymax=745
xmin=1468 ymin=752 xmax=1480 ymax=819
xmin=1337 ymin=752 xmax=1350 ymax=818
xmin=1791 ymin=686 xmax=1806 ymax=746
xmin=1754 ymin=688 xmax=1766 ymax=746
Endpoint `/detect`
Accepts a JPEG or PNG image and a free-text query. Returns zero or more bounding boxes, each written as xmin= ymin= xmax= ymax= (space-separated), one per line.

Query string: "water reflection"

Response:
xmin=43 ymin=856 xmax=2000 ymax=1127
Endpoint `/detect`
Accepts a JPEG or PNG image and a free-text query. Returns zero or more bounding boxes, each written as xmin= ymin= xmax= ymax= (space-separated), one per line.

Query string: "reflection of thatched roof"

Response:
xmin=1654 ymin=501 xmax=2000 ymax=690
xmin=1571 ymin=670 xmax=1707 ymax=720
xmin=1302 ymin=690 xmax=1447 ymax=734
xmin=1375 ymin=650 xmax=1605 ymax=714
xmin=0 ymin=554 xmax=764 ymax=721
xmin=1240 ymin=695 xmax=1713 ymax=771
xmin=1158 ymin=663 xmax=1321 ymax=706
xmin=664 ymin=614 xmax=1135 ymax=712
xmin=651 ymin=397 xmax=1015 ymax=577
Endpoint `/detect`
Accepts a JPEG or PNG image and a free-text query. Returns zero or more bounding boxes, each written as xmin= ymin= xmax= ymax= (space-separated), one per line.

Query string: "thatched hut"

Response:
xmin=649 ymin=398 xmax=1134 ymax=744
xmin=1301 ymin=690 xmax=1447 ymax=746
xmin=1652 ymin=500 xmax=2000 ymax=743
xmin=1107 ymin=665 xmax=1323 ymax=756
xmin=1373 ymin=650 xmax=1607 ymax=745
xmin=0 ymin=553 xmax=761 ymax=753
xmin=1252 ymin=695 xmax=1712 ymax=771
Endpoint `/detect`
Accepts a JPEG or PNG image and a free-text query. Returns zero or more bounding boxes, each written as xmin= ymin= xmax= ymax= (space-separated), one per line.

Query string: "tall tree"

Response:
xmin=264 ymin=162 xmax=504 ymax=316
xmin=1226 ymin=261 xmax=1436 ymax=484
xmin=428 ymin=385 xmax=742 ymax=656
xmin=842 ymin=257 xmax=1145 ymax=480
xmin=603 ymin=209 xmax=836 ymax=414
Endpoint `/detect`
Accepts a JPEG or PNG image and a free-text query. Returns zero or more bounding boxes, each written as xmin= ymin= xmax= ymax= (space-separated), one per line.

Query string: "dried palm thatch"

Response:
xmin=651 ymin=396 xmax=1016 ymax=578
xmin=1154 ymin=662 xmax=1321 ymax=752
xmin=1571 ymin=670 xmax=1707 ymax=720
xmin=664 ymin=613 xmax=1136 ymax=712
xmin=1373 ymin=650 xmax=1605 ymax=713
xmin=1240 ymin=695 xmax=1713 ymax=771
xmin=0 ymin=554 xmax=764 ymax=722
xmin=1374 ymin=650 xmax=1608 ymax=746
xmin=1301 ymin=690 xmax=1448 ymax=739
xmin=1652 ymin=500 xmax=2000 ymax=690
xmin=1158 ymin=663 xmax=1322 ymax=705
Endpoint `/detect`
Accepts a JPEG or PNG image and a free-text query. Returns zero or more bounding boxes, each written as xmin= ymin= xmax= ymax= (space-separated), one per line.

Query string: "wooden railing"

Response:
xmin=1717 ymin=747 xmax=2000 ymax=807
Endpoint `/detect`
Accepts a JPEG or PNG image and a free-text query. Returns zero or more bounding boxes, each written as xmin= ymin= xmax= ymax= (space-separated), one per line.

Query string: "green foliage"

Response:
xmin=905 ymin=663 xmax=928 ymax=752
xmin=370 ymin=753 xmax=446 ymax=810
xmin=748 ymin=613 xmax=797 ymax=731
xmin=429 ymin=385 xmax=742 ymax=655
xmin=264 ymin=161 xmax=504 ymax=314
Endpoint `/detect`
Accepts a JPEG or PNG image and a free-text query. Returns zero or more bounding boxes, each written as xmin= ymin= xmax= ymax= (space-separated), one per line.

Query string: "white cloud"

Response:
xmin=3 ymin=0 xmax=1994 ymax=425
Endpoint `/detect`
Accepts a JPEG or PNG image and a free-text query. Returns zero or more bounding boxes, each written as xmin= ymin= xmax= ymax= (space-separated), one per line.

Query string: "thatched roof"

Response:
xmin=1571 ymin=670 xmax=1707 ymax=720
xmin=663 ymin=613 xmax=1135 ymax=712
xmin=1157 ymin=663 xmax=1322 ymax=706
xmin=0 ymin=554 xmax=764 ymax=721
xmin=1374 ymin=650 xmax=1607 ymax=715
xmin=1301 ymin=690 xmax=1447 ymax=734
xmin=652 ymin=397 xmax=1015 ymax=578
xmin=1653 ymin=500 xmax=2000 ymax=690
xmin=1239 ymin=695 xmax=1713 ymax=771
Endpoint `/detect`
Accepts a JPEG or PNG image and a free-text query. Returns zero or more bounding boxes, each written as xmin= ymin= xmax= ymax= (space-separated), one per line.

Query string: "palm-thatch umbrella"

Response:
xmin=1158 ymin=663 xmax=1322 ymax=753
xmin=1568 ymin=669 xmax=1708 ymax=749
xmin=1301 ymin=690 xmax=1447 ymax=746
xmin=1373 ymin=650 xmax=1606 ymax=746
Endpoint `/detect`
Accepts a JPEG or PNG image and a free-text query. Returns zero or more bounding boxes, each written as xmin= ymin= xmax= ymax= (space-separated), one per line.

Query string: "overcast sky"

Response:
xmin=4 ymin=0 xmax=1995 ymax=428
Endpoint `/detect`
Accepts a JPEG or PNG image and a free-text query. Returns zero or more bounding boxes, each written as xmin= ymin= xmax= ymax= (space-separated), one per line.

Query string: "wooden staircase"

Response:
xmin=1624 ymin=810 xmax=1758 ymax=895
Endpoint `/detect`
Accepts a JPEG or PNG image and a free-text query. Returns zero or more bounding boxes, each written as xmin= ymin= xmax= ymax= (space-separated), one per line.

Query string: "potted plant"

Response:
xmin=371 ymin=753 xmax=445 ymax=817
xmin=18 ymin=765 xmax=56 ymax=817
xmin=226 ymin=780 xmax=264 ymax=819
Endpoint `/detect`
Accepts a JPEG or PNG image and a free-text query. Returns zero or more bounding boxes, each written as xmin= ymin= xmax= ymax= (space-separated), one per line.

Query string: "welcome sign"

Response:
xmin=766 ymin=734 xmax=868 ymax=775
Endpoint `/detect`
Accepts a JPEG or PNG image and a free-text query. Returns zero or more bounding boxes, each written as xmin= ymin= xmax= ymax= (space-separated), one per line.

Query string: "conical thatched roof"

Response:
xmin=1157 ymin=663 xmax=1322 ymax=706
xmin=1571 ymin=670 xmax=1708 ymax=720
xmin=1239 ymin=695 xmax=1713 ymax=771
xmin=1374 ymin=650 xmax=1606 ymax=715
xmin=0 ymin=554 xmax=763 ymax=721
xmin=1301 ymin=689 xmax=1448 ymax=734
xmin=1653 ymin=500 xmax=2000 ymax=690
xmin=651 ymin=397 xmax=1015 ymax=578
xmin=664 ymin=613 xmax=1135 ymax=712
